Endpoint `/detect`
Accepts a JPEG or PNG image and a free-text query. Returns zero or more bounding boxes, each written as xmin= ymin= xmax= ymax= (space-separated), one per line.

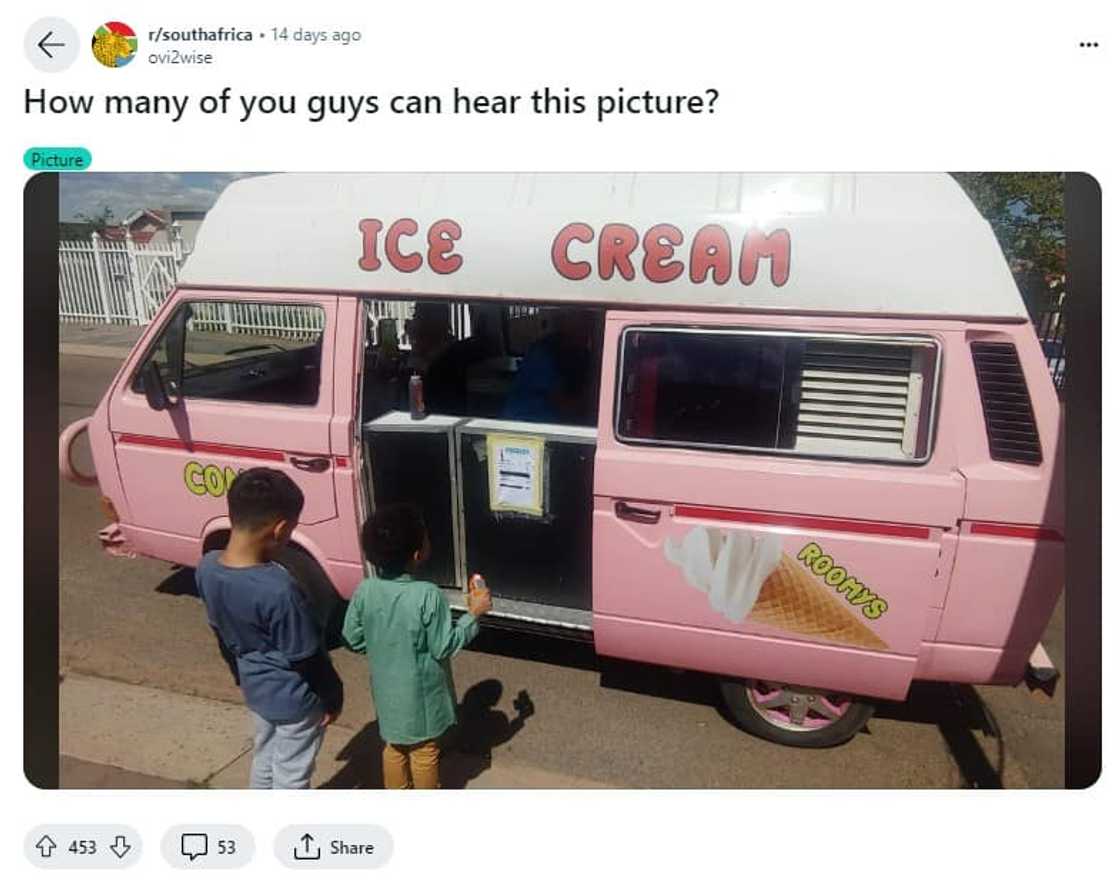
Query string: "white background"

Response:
xmin=3 ymin=0 xmax=1115 ymax=881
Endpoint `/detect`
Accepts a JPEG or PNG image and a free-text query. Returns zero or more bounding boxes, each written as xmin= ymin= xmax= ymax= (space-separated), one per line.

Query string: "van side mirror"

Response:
xmin=140 ymin=361 xmax=171 ymax=411
xmin=165 ymin=306 xmax=189 ymax=396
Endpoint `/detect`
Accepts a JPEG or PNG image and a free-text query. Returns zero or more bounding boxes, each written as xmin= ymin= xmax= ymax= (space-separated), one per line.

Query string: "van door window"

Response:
xmin=132 ymin=301 xmax=326 ymax=405
xmin=616 ymin=328 xmax=939 ymax=463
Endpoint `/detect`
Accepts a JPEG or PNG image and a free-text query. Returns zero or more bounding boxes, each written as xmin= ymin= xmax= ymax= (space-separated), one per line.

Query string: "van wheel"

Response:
xmin=718 ymin=678 xmax=874 ymax=748
xmin=272 ymin=546 xmax=348 ymax=651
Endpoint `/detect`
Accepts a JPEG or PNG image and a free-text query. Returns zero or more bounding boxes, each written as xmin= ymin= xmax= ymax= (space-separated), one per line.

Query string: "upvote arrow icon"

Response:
xmin=35 ymin=835 xmax=57 ymax=858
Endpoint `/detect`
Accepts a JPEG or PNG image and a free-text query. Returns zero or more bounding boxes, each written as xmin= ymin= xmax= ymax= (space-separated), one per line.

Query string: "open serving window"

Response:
xmin=359 ymin=299 xmax=604 ymax=625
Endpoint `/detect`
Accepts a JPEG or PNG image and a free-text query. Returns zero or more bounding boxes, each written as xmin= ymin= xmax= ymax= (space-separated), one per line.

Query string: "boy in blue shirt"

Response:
xmin=196 ymin=468 xmax=343 ymax=789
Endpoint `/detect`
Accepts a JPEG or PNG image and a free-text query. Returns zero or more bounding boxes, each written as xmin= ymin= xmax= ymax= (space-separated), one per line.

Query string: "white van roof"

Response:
xmin=179 ymin=173 xmax=1027 ymax=321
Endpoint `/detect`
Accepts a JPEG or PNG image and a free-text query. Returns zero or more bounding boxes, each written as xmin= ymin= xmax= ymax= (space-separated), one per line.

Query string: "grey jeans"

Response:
xmin=249 ymin=709 xmax=325 ymax=789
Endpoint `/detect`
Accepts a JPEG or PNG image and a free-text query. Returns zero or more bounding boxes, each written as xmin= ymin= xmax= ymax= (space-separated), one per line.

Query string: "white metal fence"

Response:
xmin=57 ymin=231 xmax=470 ymax=346
xmin=188 ymin=301 xmax=327 ymax=342
xmin=59 ymin=231 xmax=189 ymax=326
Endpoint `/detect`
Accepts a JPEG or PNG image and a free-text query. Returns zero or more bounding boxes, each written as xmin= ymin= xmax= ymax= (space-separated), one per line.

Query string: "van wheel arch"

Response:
xmin=202 ymin=530 xmax=231 ymax=554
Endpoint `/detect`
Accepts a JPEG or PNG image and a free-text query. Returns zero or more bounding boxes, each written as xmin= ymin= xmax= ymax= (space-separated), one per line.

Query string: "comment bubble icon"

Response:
xmin=162 ymin=826 xmax=252 ymax=869
xmin=181 ymin=833 xmax=208 ymax=862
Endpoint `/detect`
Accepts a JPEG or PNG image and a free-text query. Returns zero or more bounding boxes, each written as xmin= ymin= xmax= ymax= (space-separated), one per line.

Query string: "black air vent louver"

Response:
xmin=970 ymin=341 xmax=1043 ymax=465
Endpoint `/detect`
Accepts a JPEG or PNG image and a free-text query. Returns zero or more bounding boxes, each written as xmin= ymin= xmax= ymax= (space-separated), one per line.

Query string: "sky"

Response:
xmin=58 ymin=172 xmax=263 ymax=221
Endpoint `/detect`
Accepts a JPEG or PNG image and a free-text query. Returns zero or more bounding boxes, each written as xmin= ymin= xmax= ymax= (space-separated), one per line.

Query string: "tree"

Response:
xmin=60 ymin=205 xmax=117 ymax=242
xmin=75 ymin=205 xmax=117 ymax=229
xmin=951 ymin=173 xmax=1064 ymax=322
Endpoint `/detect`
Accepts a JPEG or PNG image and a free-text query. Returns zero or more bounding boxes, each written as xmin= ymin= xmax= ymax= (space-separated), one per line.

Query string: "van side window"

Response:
xmin=616 ymin=328 xmax=939 ymax=463
xmin=132 ymin=301 xmax=326 ymax=406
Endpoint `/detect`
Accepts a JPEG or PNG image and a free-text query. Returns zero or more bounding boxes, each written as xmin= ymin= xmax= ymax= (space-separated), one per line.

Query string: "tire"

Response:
xmin=271 ymin=546 xmax=348 ymax=651
xmin=718 ymin=677 xmax=875 ymax=748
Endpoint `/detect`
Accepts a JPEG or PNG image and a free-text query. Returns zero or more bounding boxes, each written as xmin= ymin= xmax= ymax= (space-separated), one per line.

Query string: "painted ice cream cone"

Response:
xmin=750 ymin=553 xmax=887 ymax=651
xmin=664 ymin=526 xmax=887 ymax=651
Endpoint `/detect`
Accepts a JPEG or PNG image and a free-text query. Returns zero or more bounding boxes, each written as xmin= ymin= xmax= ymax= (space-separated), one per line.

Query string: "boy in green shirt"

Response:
xmin=343 ymin=503 xmax=491 ymax=788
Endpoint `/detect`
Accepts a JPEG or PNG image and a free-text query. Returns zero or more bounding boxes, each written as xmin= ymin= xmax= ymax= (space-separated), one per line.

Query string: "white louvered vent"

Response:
xmin=793 ymin=341 xmax=925 ymax=459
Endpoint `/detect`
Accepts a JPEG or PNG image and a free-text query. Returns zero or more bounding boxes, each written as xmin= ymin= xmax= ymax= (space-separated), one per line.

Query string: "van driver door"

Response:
xmin=108 ymin=292 xmax=339 ymax=560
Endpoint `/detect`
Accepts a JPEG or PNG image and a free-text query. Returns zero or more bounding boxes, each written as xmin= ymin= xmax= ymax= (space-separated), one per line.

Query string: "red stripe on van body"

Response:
xmin=673 ymin=504 xmax=932 ymax=540
xmin=116 ymin=433 xmax=286 ymax=462
xmin=969 ymin=522 xmax=1064 ymax=541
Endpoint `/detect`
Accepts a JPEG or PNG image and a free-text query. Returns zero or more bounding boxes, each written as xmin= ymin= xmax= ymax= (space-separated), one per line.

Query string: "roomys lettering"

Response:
xmin=797 ymin=543 xmax=889 ymax=620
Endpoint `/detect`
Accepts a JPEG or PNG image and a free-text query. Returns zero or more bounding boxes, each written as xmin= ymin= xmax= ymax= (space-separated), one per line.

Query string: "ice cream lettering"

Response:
xmin=664 ymin=527 xmax=888 ymax=651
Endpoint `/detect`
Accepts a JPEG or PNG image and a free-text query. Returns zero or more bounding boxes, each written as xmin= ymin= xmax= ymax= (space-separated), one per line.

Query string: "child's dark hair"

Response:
xmin=227 ymin=468 xmax=304 ymax=530
xmin=362 ymin=503 xmax=426 ymax=578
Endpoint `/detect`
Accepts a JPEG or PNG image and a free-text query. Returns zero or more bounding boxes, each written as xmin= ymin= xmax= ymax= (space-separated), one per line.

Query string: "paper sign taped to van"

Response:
xmin=487 ymin=434 xmax=544 ymax=517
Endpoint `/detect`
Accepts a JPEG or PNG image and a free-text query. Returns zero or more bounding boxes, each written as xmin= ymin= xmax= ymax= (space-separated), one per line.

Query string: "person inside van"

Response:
xmin=404 ymin=302 xmax=454 ymax=373
xmin=343 ymin=503 xmax=492 ymax=789
xmin=502 ymin=309 xmax=599 ymax=424
xmin=423 ymin=307 xmax=505 ymax=415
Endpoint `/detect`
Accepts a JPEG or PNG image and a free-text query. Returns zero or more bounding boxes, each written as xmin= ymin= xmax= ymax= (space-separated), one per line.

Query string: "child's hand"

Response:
xmin=468 ymin=587 xmax=492 ymax=618
xmin=320 ymin=710 xmax=339 ymax=727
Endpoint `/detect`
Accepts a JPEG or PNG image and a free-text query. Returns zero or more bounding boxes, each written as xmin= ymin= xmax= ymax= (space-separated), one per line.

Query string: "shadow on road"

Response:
xmin=154 ymin=565 xmax=198 ymax=597
xmin=474 ymin=629 xmax=1010 ymax=787
xmin=148 ymin=573 xmax=1011 ymax=788
xmin=319 ymin=721 xmax=386 ymax=789
xmin=319 ymin=679 xmax=536 ymax=789
xmin=467 ymin=626 xmax=600 ymax=671
xmin=875 ymin=683 xmax=1006 ymax=787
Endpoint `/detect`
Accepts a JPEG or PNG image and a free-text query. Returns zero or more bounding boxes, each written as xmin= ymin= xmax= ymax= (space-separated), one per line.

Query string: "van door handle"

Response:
xmin=614 ymin=501 xmax=662 ymax=524
xmin=290 ymin=456 xmax=330 ymax=472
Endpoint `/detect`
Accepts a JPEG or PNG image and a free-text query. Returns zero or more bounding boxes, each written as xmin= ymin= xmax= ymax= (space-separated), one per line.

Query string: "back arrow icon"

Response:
xmin=110 ymin=835 xmax=132 ymax=859
xmin=37 ymin=30 xmax=67 ymax=59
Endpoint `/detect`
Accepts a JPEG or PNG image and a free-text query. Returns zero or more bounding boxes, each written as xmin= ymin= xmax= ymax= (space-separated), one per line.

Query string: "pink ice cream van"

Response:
xmin=59 ymin=173 xmax=1064 ymax=747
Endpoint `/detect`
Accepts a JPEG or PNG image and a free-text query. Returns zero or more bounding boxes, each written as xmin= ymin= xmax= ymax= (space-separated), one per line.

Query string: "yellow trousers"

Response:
xmin=383 ymin=739 xmax=440 ymax=789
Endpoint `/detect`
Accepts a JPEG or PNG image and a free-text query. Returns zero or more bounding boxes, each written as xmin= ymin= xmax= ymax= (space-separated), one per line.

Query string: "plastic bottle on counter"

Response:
xmin=408 ymin=372 xmax=427 ymax=420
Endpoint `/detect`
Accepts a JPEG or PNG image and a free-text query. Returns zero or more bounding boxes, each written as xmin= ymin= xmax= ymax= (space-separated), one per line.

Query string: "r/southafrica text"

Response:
xmin=26 ymin=90 xmax=191 ymax=123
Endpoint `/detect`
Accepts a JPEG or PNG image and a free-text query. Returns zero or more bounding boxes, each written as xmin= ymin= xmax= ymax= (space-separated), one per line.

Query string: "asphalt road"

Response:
xmin=58 ymin=352 xmax=1065 ymax=788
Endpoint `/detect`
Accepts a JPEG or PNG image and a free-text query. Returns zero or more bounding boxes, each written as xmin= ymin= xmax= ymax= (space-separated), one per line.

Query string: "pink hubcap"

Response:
xmin=746 ymin=681 xmax=852 ymax=732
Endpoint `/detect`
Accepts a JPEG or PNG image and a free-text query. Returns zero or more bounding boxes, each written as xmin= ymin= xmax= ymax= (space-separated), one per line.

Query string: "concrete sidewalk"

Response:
xmin=59 ymin=672 xmax=610 ymax=789
xmin=59 ymin=323 xmax=143 ymax=360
